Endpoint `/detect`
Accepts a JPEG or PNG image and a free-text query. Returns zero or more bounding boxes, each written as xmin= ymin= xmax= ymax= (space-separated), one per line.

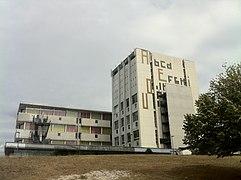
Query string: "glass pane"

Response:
xmin=66 ymin=125 xmax=77 ymax=132
xmin=91 ymin=112 xmax=101 ymax=120
xmin=54 ymin=110 xmax=65 ymax=116
xmin=66 ymin=110 xmax=78 ymax=117
xmin=91 ymin=127 xmax=101 ymax=134
xmin=81 ymin=112 xmax=90 ymax=118
xmin=102 ymin=113 xmax=112 ymax=121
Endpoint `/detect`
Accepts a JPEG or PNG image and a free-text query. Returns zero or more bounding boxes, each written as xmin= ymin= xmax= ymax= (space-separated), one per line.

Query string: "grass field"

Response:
xmin=0 ymin=154 xmax=241 ymax=180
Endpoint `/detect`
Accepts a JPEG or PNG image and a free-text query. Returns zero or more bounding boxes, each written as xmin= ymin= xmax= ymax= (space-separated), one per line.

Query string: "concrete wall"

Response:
xmin=112 ymin=48 xmax=199 ymax=148
xmin=15 ymin=105 xmax=112 ymax=146
xmin=166 ymin=84 xmax=195 ymax=148
xmin=136 ymin=49 xmax=156 ymax=147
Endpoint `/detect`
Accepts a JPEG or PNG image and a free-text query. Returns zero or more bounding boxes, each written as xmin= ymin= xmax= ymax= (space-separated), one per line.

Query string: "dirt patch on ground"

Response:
xmin=1 ymin=155 xmax=240 ymax=180
xmin=168 ymin=164 xmax=241 ymax=180
xmin=49 ymin=170 xmax=132 ymax=180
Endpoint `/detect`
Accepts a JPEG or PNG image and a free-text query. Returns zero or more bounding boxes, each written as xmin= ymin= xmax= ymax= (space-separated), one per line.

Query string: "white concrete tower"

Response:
xmin=111 ymin=48 xmax=199 ymax=149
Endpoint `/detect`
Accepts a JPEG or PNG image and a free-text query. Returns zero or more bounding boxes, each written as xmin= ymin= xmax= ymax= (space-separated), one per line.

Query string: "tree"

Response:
xmin=183 ymin=63 xmax=241 ymax=157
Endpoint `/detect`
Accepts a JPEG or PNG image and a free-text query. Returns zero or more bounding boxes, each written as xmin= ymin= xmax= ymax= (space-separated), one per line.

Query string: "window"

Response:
xmin=103 ymin=113 xmax=112 ymax=121
xmin=91 ymin=127 xmax=101 ymax=134
xmin=114 ymin=121 xmax=119 ymax=130
xmin=25 ymin=122 xmax=35 ymax=130
xmin=66 ymin=110 xmax=78 ymax=117
xmin=132 ymin=94 xmax=137 ymax=104
xmin=66 ymin=125 xmax=77 ymax=132
xmin=41 ymin=109 xmax=53 ymax=115
xmin=95 ymin=120 xmax=98 ymax=123
xmin=114 ymin=137 xmax=119 ymax=146
xmin=59 ymin=117 xmax=62 ymax=120
xmin=54 ymin=110 xmax=65 ymax=116
xmin=132 ymin=111 xmax=138 ymax=122
xmin=121 ymin=135 xmax=125 ymax=145
xmin=120 ymin=102 xmax=124 ymax=111
xmin=16 ymin=122 xmax=24 ymax=129
xmin=58 ymin=133 xmax=61 ymax=136
xmin=95 ymin=134 xmax=98 ymax=138
xmin=102 ymin=127 xmax=112 ymax=135
xmin=53 ymin=124 xmax=65 ymax=132
xmin=91 ymin=112 xmax=101 ymax=120
xmin=114 ymin=105 xmax=119 ymax=118
xmin=129 ymin=51 xmax=135 ymax=60
xmin=127 ymin=133 xmax=131 ymax=142
xmin=124 ymin=58 xmax=128 ymax=65
xmin=81 ymin=112 xmax=90 ymax=118
xmin=114 ymin=105 xmax=118 ymax=113
xmin=157 ymin=91 xmax=162 ymax=98
xmin=121 ymin=118 xmax=124 ymax=127
xmin=126 ymin=98 xmax=129 ymax=107
xmin=133 ymin=130 xmax=139 ymax=140
xmin=126 ymin=115 xmax=130 ymax=124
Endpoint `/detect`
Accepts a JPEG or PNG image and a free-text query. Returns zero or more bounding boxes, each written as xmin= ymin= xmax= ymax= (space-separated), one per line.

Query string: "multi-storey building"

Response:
xmin=15 ymin=103 xmax=112 ymax=146
xmin=111 ymin=48 xmax=199 ymax=149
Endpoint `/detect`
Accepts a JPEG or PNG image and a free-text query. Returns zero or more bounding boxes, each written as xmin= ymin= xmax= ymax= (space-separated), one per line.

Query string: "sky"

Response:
xmin=0 ymin=0 xmax=240 ymax=153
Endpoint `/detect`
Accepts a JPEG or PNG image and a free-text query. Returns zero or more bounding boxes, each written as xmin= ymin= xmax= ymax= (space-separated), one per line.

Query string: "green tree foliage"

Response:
xmin=183 ymin=63 xmax=241 ymax=157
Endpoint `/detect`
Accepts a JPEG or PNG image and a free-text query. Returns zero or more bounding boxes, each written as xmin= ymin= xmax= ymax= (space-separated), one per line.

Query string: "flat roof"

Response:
xmin=18 ymin=103 xmax=111 ymax=114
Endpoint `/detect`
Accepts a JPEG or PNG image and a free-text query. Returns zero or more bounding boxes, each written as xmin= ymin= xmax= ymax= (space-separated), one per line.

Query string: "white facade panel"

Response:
xmin=165 ymin=84 xmax=195 ymax=148
xmin=47 ymin=131 xmax=76 ymax=141
xmin=17 ymin=113 xmax=33 ymax=122
xmin=16 ymin=129 xmax=31 ymax=139
xmin=81 ymin=118 xmax=110 ymax=127
xmin=48 ymin=115 xmax=77 ymax=125
xmin=81 ymin=134 xmax=110 ymax=142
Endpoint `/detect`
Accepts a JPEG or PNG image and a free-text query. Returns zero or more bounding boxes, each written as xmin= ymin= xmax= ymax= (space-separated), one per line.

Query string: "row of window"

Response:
xmin=114 ymin=130 xmax=139 ymax=146
xmin=34 ymin=116 xmax=110 ymax=124
xmin=52 ymin=125 xmax=111 ymax=134
xmin=114 ymin=122 xmax=138 ymax=135
xmin=114 ymin=93 xmax=138 ymax=118
xmin=22 ymin=108 xmax=112 ymax=120
xmin=114 ymin=112 xmax=138 ymax=130
xmin=112 ymin=53 xmax=136 ymax=76
xmin=16 ymin=122 xmax=111 ymax=134
xmin=116 ymin=93 xmax=137 ymax=110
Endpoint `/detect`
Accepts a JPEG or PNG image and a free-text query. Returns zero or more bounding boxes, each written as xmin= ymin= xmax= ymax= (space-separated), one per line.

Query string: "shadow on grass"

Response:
xmin=168 ymin=165 xmax=241 ymax=180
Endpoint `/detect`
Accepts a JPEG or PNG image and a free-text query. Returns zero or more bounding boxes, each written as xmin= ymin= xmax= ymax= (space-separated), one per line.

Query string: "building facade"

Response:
xmin=15 ymin=103 xmax=112 ymax=146
xmin=111 ymin=48 xmax=199 ymax=149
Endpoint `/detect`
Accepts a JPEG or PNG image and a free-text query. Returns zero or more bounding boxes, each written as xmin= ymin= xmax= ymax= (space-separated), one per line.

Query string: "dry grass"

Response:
xmin=0 ymin=154 xmax=241 ymax=180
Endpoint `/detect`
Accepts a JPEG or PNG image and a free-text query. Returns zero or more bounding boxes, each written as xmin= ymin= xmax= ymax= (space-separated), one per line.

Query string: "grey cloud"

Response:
xmin=0 ymin=0 xmax=240 ymax=147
